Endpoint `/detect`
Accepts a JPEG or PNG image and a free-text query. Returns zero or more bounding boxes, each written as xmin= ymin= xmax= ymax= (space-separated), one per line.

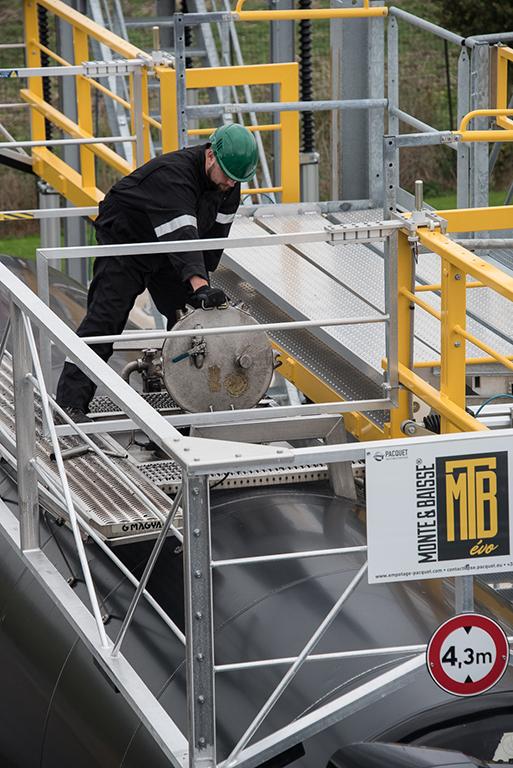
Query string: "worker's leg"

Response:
xmin=56 ymin=255 xmax=147 ymax=411
xmin=147 ymin=267 xmax=190 ymax=330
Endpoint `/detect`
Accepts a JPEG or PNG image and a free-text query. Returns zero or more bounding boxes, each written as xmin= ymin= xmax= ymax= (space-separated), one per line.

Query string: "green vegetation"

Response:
xmin=0 ymin=234 xmax=39 ymax=260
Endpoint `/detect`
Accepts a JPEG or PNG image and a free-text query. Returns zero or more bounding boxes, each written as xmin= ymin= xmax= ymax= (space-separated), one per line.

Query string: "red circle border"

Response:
xmin=426 ymin=613 xmax=509 ymax=696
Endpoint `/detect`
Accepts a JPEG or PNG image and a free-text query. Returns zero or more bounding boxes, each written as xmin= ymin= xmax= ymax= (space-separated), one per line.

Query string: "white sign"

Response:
xmin=427 ymin=613 xmax=509 ymax=696
xmin=366 ymin=434 xmax=513 ymax=583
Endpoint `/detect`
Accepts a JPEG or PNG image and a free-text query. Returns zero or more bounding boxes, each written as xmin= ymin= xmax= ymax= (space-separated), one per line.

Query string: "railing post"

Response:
xmin=183 ymin=473 xmax=216 ymax=768
xmin=72 ymin=27 xmax=96 ymax=189
xmin=279 ymin=64 xmax=300 ymax=203
xmin=130 ymin=66 xmax=146 ymax=168
xmin=10 ymin=301 xmax=40 ymax=551
xmin=440 ymin=260 xmax=466 ymax=434
xmin=157 ymin=65 xmax=179 ymax=153
xmin=389 ymin=230 xmax=414 ymax=438
xmin=457 ymin=47 xmax=471 ymax=209
xmin=175 ymin=14 xmax=189 ymax=150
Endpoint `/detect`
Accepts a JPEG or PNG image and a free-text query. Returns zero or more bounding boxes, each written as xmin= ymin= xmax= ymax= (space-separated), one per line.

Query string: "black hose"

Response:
xmin=182 ymin=0 xmax=193 ymax=69
xmin=37 ymin=4 xmax=53 ymax=140
xmin=298 ymin=0 xmax=315 ymax=153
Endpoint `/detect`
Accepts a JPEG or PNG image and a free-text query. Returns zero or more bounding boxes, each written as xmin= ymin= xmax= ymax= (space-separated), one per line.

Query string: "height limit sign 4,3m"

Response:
xmin=427 ymin=614 xmax=509 ymax=696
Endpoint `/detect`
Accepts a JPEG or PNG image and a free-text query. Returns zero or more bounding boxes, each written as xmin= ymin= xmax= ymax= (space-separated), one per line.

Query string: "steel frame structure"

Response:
xmin=4 ymin=4 xmax=513 ymax=766
xmin=6 ymin=251 xmax=513 ymax=768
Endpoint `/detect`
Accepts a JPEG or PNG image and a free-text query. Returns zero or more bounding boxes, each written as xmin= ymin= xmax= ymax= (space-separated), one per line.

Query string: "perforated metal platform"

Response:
xmin=89 ymin=391 xmax=179 ymax=416
xmin=0 ymin=355 xmax=175 ymax=540
xmin=138 ymin=459 xmax=329 ymax=494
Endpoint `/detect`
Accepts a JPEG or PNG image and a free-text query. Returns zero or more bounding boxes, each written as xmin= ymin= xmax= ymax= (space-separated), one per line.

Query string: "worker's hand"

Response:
xmin=189 ymin=285 xmax=227 ymax=309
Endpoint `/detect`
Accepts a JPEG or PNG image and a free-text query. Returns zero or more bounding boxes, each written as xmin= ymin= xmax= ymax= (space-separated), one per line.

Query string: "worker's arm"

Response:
xmin=203 ymin=185 xmax=241 ymax=272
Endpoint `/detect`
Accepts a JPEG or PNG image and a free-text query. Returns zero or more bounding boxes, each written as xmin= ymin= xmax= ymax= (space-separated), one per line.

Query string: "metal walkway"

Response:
xmin=214 ymin=207 xmax=513 ymax=400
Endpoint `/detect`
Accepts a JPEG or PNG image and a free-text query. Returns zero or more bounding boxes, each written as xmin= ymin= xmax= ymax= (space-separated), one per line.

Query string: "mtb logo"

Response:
xmin=436 ymin=452 xmax=509 ymax=560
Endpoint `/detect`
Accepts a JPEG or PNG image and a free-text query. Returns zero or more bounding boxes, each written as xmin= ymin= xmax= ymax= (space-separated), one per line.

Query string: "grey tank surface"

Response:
xmin=1 ymin=471 xmax=513 ymax=767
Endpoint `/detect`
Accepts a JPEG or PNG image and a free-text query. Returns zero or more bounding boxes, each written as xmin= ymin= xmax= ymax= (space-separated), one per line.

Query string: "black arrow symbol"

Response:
xmin=465 ymin=675 xmax=473 ymax=683
xmin=464 ymin=626 xmax=472 ymax=634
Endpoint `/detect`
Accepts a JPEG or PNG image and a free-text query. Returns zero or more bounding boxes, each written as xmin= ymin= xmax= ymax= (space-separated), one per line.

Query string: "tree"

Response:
xmin=430 ymin=0 xmax=513 ymax=38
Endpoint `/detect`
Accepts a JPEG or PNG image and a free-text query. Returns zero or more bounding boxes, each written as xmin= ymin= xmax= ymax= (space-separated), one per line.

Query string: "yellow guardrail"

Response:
xmin=389 ymin=216 xmax=513 ymax=437
xmin=233 ymin=0 xmax=388 ymax=21
xmin=22 ymin=0 xmax=302 ymax=205
xmin=496 ymin=46 xmax=513 ymax=131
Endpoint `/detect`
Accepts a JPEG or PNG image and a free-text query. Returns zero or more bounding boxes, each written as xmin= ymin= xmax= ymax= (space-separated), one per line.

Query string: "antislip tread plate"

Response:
xmin=0 ymin=356 xmax=176 ymax=540
xmin=137 ymin=459 xmax=329 ymax=493
xmin=89 ymin=391 xmax=178 ymax=415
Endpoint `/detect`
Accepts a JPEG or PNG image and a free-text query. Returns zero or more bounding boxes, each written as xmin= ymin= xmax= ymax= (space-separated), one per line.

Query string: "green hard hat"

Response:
xmin=209 ymin=124 xmax=258 ymax=182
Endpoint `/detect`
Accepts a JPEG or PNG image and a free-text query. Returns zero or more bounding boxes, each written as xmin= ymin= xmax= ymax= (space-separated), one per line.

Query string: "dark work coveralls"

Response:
xmin=56 ymin=143 xmax=240 ymax=411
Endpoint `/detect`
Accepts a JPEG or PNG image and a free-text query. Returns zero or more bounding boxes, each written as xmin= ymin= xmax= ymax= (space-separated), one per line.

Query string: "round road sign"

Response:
xmin=427 ymin=613 xmax=509 ymax=696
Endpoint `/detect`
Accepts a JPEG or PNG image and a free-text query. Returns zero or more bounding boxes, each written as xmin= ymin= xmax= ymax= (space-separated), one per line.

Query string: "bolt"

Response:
xmin=193 ymin=488 xmax=199 ymax=496
xmin=454 ymin=341 xmax=461 ymax=348
xmin=235 ymin=453 xmax=242 ymax=458
xmin=194 ymin=569 xmax=202 ymax=578
xmin=195 ymin=611 xmax=203 ymax=619
xmin=454 ymin=273 xmax=462 ymax=280
xmin=197 ymin=695 xmax=205 ymax=704
xmin=276 ymin=449 xmax=284 ymax=454
xmin=193 ymin=528 xmax=201 ymax=537
xmin=194 ymin=457 xmax=200 ymax=462
xmin=196 ymin=652 xmax=204 ymax=661
xmin=198 ymin=737 xmax=206 ymax=747
xmin=184 ymin=447 xmax=190 ymax=452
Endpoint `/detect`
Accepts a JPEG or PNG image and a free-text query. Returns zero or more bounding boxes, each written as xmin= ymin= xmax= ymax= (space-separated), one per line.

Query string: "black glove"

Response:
xmin=188 ymin=285 xmax=227 ymax=309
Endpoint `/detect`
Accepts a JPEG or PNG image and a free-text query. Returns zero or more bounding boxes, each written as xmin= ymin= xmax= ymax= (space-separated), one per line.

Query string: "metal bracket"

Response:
xmin=152 ymin=51 xmax=176 ymax=68
xmin=401 ymin=419 xmax=433 ymax=437
xmin=324 ymin=220 xmax=401 ymax=245
xmin=392 ymin=210 xmax=448 ymax=236
xmin=82 ymin=59 xmax=147 ymax=77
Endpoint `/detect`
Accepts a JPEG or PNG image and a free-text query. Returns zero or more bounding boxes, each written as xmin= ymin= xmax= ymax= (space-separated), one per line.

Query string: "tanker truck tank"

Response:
xmin=1 ymin=469 xmax=513 ymax=767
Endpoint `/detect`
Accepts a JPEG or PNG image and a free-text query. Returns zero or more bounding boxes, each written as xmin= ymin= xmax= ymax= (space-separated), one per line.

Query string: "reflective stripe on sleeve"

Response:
xmin=216 ymin=212 xmax=236 ymax=224
xmin=154 ymin=214 xmax=198 ymax=238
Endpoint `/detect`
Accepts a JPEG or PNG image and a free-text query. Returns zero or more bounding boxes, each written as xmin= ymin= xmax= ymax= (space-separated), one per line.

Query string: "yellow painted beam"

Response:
xmin=20 ymin=89 xmax=131 ymax=177
xmin=418 ymin=229 xmax=513 ymax=302
xmin=273 ymin=342 xmax=385 ymax=442
xmin=388 ymin=232 xmax=414 ymax=438
xmin=436 ymin=206 xmax=513 ymax=233
xmin=440 ymin=261 xmax=466 ymax=433
xmin=34 ymin=0 xmax=145 ymax=58
xmin=73 ymin=27 xmax=95 ymax=188
xmin=185 ymin=62 xmax=297 ymax=89
xmin=235 ymin=8 xmax=388 ymax=19
xmin=398 ymin=363 xmax=487 ymax=433
xmin=31 ymin=148 xmax=103 ymax=208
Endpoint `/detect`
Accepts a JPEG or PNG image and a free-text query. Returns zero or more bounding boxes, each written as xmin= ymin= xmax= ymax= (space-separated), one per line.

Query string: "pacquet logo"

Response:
xmin=436 ymin=452 xmax=509 ymax=560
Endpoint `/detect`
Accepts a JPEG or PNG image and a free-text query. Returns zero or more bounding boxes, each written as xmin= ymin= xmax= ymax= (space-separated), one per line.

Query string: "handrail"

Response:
xmin=234 ymin=7 xmax=388 ymax=20
xmin=392 ymin=219 xmax=513 ymax=436
xmin=459 ymin=108 xmax=513 ymax=132
xmin=36 ymin=0 xmax=147 ymax=59
xmin=233 ymin=0 xmax=387 ymax=19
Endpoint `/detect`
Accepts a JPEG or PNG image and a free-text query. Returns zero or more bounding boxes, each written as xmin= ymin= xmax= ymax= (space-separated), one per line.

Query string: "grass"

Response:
xmin=0 ymin=234 xmax=40 ymax=260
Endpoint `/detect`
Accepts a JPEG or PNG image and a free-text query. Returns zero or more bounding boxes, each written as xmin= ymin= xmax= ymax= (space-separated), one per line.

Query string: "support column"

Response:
xmin=440 ymin=261 xmax=466 ymax=434
xmin=470 ymin=44 xmax=490 ymax=209
xmin=183 ymin=474 xmax=216 ymax=768
xmin=270 ymin=0 xmax=295 ymax=190
xmin=457 ymin=47 xmax=471 ymax=209
xmin=331 ymin=0 xmax=384 ymax=204
xmin=10 ymin=302 xmax=40 ymax=551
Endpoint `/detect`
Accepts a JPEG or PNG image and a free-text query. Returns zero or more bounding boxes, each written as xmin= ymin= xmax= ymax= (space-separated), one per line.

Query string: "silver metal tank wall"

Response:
xmin=1 ymin=472 xmax=513 ymax=767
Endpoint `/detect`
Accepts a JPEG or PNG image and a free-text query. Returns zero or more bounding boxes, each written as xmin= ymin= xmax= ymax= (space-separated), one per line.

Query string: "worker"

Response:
xmin=55 ymin=123 xmax=258 ymax=423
